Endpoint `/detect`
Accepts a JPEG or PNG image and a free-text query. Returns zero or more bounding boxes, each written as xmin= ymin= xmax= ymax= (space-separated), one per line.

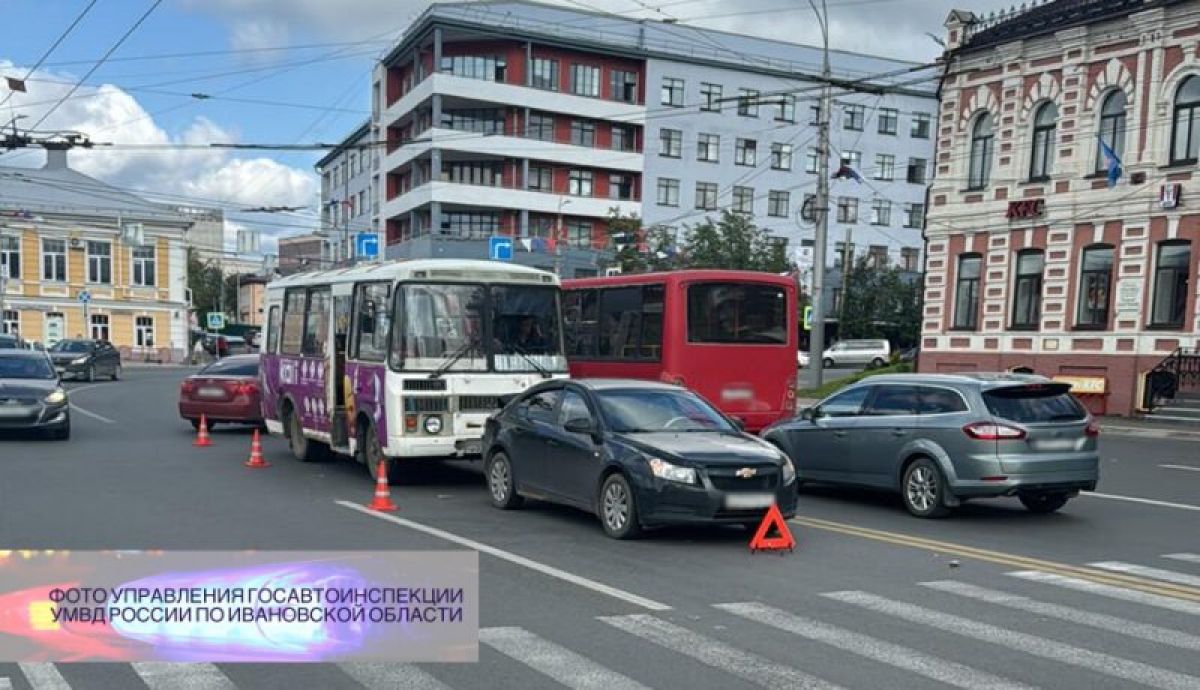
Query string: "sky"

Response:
xmin=0 ymin=0 xmax=1014 ymax=253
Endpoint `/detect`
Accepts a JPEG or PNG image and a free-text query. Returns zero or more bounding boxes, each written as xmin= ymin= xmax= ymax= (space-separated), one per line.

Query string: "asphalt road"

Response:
xmin=0 ymin=367 xmax=1198 ymax=689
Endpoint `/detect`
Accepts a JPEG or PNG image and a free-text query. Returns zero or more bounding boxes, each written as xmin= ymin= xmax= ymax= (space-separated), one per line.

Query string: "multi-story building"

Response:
xmin=362 ymin=0 xmax=937 ymax=277
xmin=0 ymin=148 xmax=192 ymax=359
xmin=277 ymin=232 xmax=331 ymax=275
xmin=922 ymin=1 xmax=1200 ymax=418
xmin=236 ymin=275 xmax=268 ymax=326
xmin=316 ymin=121 xmax=376 ymax=262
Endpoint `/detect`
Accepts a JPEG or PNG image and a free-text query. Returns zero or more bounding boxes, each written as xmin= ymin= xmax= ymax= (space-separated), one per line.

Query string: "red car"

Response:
xmin=179 ymin=354 xmax=263 ymax=430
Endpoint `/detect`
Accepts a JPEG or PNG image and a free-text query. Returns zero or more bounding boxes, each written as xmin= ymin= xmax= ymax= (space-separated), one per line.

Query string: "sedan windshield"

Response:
xmin=598 ymin=389 xmax=734 ymax=432
xmin=0 ymin=355 xmax=55 ymax=380
xmin=50 ymin=340 xmax=91 ymax=353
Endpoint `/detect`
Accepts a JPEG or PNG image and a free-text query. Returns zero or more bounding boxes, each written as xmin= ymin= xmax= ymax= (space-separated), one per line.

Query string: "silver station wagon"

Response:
xmin=762 ymin=373 xmax=1100 ymax=518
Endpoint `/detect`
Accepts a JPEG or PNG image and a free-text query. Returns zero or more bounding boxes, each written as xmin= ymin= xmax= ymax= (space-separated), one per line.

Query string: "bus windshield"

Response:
xmin=687 ymin=282 xmax=788 ymax=344
xmin=491 ymin=285 xmax=566 ymax=373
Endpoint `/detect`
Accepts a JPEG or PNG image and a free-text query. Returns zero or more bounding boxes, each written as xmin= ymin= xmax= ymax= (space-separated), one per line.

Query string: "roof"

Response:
xmin=845 ymin=372 xmax=1054 ymax=387
xmin=958 ymin=0 xmax=1176 ymax=52
xmin=265 ymin=258 xmax=560 ymax=289
xmin=386 ymin=0 xmax=938 ymax=93
xmin=562 ymin=268 xmax=795 ymax=287
xmin=315 ymin=120 xmax=372 ymax=170
xmin=570 ymin=378 xmax=684 ymax=391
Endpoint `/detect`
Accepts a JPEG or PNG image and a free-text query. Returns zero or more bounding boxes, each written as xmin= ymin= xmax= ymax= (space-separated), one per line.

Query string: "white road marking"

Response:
xmin=599 ymin=613 xmax=842 ymax=690
xmin=130 ymin=662 xmax=236 ymax=690
xmin=1089 ymin=561 xmax=1200 ymax=588
xmin=480 ymin=627 xmax=651 ymax=690
xmin=824 ymin=590 xmax=1200 ymax=690
xmin=69 ymin=403 xmax=115 ymax=424
xmin=1008 ymin=570 xmax=1200 ymax=617
xmin=337 ymin=663 xmax=452 ymax=690
xmin=922 ymin=580 xmax=1200 ymax=651
xmin=336 ymin=501 xmax=670 ymax=611
xmin=716 ymin=602 xmax=1033 ymax=690
xmin=17 ymin=663 xmax=71 ymax=690
xmin=1160 ymin=465 xmax=1200 ymax=473
xmin=1164 ymin=553 xmax=1200 ymax=564
xmin=1083 ymin=492 xmax=1200 ymax=512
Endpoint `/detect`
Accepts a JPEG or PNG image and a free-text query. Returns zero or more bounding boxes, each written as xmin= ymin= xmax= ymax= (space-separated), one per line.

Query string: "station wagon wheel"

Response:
xmin=902 ymin=457 xmax=950 ymax=518
xmin=599 ymin=473 xmax=641 ymax=539
xmin=486 ymin=452 xmax=523 ymax=510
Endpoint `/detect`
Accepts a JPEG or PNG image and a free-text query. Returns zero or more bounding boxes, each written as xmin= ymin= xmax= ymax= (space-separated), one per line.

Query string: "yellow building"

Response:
xmin=0 ymin=148 xmax=192 ymax=361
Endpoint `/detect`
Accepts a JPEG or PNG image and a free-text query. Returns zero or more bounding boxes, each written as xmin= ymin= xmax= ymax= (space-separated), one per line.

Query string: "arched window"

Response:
xmin=1171 ymin=76 xmax=1200 ymax=163
xmin=1095 ymin=91 xmax=1126 ymax=173
xmin=1029 ymin=102 xmax=1057 ymax=180
xmin=968 ymin=114 xmax=993 ymax=189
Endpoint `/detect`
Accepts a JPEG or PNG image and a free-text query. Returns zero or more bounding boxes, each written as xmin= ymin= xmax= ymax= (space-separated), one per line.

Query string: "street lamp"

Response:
xmin=554 ymin=197 xmax=572 ymax=276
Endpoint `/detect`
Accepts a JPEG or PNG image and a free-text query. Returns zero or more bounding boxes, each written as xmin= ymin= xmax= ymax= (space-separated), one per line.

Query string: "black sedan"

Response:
xmin=0 ymin=350 xmax=70 ymax=439
xmin=48 ymin=339 xmax=121 ymax=382
xmin=481 ymin=379 xmax=798 ymax=539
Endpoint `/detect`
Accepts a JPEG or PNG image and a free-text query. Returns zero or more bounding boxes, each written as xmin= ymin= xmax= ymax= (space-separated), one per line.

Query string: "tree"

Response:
xmin=680 ymin=210 xmax=792 ymax=273
xmin=186 ymin=249 xmax=239 ymax=325
xmin=838 ymin=255 xmax=922 ymax=347
xmin=605 ymin=210 xmax=680 ymax=274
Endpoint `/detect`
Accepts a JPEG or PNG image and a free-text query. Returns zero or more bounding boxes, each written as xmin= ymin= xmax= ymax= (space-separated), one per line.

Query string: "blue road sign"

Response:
xmin=355 ymin=232 xmax=379 ymax=259
xmin=207 ymin=312 xmax=225 ymax=331
xmin=489 ymin=236 xmax=514 ymax=261
xmin=803 ymin=305 xmax=813 ymax=331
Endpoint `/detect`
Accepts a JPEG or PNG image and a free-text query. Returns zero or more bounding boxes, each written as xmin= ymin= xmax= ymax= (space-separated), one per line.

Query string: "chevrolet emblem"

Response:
xmin=735 ymin=467 xmax=757 ymax=478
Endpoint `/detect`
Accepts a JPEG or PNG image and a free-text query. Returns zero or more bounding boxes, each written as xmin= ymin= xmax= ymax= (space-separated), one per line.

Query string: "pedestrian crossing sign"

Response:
xmin=803 ymin=306 xmax=813 ymax=331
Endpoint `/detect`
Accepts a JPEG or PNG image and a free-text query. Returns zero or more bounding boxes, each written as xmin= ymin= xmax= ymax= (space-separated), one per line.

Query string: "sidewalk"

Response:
xmin=1098 ymin=415 xmax=1200 ymax=441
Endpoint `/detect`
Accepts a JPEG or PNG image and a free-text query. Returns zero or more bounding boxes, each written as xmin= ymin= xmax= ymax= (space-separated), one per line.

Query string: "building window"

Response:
xmin=697 ymin=133 xmax=720 ymax=162
xmin=442 ymin=161 xmax=503 ymax=186
xmin=1011 ymin=249 xmax=1045 ymax=329
xmin=805 ymin=147 xmax=819 ymax=174
xmin=969 ymin=113 xmax=994 ymax=189
xmin=770 ymin=143 xmax=792 ymax=171
xmin=834 ymin=242 xmax=855 ymax=269
xmin=570 ymin=120 xmax=595 ymax=147
xmin=442 ymin=108 xmax=504 ymax=134
xmin=700 ymin=82 xmax=722 ymax=112
xmin=135 ymin=316 xmax=154 ymax=347
xmin=443 ymin=212 xmax=499 ymax=239
xmin=775 ymin=94 xmax=795 ymax=122
xmin=609 ymin=174 xmax=634 ymax=200
xmin=953 ymin=254 xmax=982 ymax=330
xmin=612 ymin=124 xmax=636 ymax=151
xmin=840 ymin=150 xmax=861 ymax=170
xmin=903 ymin=203 xmax=925 ymax=228
xmin=568 ymin=169 xmax=594 ymax=196
xmin=531 ymin=58 xmax=558 ymax=90
xmin=0 ymin=235 xmax=18 ymax=280
xmin=844 ymin=104 xmax=865 ymax=131
xmin=1096 ymin=91 xmax=1127 ymax=173
xmin=132 ymin=245 xmax=156 ymax=287
xmin=734 ymin=138 xmax=757 ymax=166
xmin=610 ymin=69 xmax=638 ymax=103
xmin=86 ymin=241 xmax=112 ymax=284
xmin=809 ymin=104 xmax=821 ymax=125
xmin=911 ymin=112 xmax=931 ymax=138
xmin=528 ymin=217 xmax=553 ymax=239
xmin=570 ymin=64 xmax=600 ymax=97
xmin=1076 ymin=245 xmax=1113 ymax=328
xmin=907 ymin=157 xmax=928 ymax=184
xmin=656 ymin=178 xmax=680 ymax=207
xmin=868 ymin=245 xmax=889 ymax=268
xmin=767 ymin=190 xmax=789 ymax=217
xmin=440 ymin=55 xmax=506 ymax=82
xmin=566 ymin=220 xmax=592 ymax=248
xmin=732 ymin=186 xmax=754 ymax=214
xmin=659 ymin=128 xmax=682 ymax=157
xmin=1029 ymin=102 xmax=1057 ymax=180
xmin=42 ymin=238 xmax=66 ymax=282
xmin=528 ymin=165 xmax=553 ymax=193
xmin=695 ymin=182 xmax=718 ymax=210
xmin=661 ymin=77 xmax=684 ymax=106
xmin=871 ymin=199 xmax=891 ymax=226
xmin=878 ymin=107 xmax=898 ymax=135
xmin=90 ymin=314 xmax=110 ymax=341
xmin=874 ymin=154 xmax=895 ymax=181
xmin=527 ymin=112 xmax=554 ymax=141
xmin=737 ymin=88 xmax=759 ymax=117
xmin=1 ymin=309 xmax=16 ymax=337
xmin=901 ymin=247 xmax=920 ymax=272
xmin=1172 ymin=76 xmax=1200 ymax=163
xmin=836 ymin=197 xmax=858 ymax=223
xmin=1151 ymin=241 xmax=1192 ymax=328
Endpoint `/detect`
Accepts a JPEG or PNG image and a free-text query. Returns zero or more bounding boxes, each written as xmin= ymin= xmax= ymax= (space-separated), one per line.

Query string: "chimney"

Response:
xmin=43 ymin=146 xmax=69 ymax=170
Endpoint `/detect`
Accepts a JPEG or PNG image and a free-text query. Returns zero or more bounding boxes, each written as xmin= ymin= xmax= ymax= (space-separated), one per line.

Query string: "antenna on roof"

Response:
xmin=661 ymin=17 xmax=677 ymax=24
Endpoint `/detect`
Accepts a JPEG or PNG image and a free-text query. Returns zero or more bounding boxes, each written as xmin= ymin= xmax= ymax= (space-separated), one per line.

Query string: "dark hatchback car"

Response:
xmin=48 ymin=339 xmax=121 ymax=382
xmin=0 ymin=350 xmax=70 ymax=439
xmin=482 ymin=379 xmax=798 ymax=539
xmin=178 ymin=354 xmax=263 ymax=430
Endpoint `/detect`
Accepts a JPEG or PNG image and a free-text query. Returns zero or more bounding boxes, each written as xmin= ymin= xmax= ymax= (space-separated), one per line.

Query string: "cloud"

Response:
xmin=229 ymin=18 xmax=293 ymax=63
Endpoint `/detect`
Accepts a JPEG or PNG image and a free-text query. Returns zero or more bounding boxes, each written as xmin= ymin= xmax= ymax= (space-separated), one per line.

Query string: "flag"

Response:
xmin=1097 ymin=135 xmax=1122 ymax=188
xmin=530 ymin=237 xmax=548 ymax=253
xmin=518 ymin=238 xmax=533 ymax=252
xmin=5 ymin=77 xmax=25 ymax=93
xmin=832 ymin=164 xmax=863 ymax=183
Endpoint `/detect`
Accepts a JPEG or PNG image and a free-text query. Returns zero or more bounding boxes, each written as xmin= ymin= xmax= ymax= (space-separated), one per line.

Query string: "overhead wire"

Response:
xmin=0 ymin=0 xmax=100 ymax=111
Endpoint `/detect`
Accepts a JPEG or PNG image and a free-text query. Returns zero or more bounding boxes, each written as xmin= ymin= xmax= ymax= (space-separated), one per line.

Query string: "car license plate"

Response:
xmin=1034 ymin=438 xmax=1076 ymax=451
xmin=0 ymin=407 xmax=30 ymax=418
xmin=198 ymin=387 xmax=225 ymax=398
xmin=724 ymin=493 xmax=774 ymax=509
xmin=462 ymin=440 xmax=481 ymax=455
xmin=55 ymin=367 xmax=66 ymax=374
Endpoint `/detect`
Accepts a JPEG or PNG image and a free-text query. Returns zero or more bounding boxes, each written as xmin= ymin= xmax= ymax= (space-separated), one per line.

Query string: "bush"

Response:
xmin=798 ymin=362 xmax=913 ymax=400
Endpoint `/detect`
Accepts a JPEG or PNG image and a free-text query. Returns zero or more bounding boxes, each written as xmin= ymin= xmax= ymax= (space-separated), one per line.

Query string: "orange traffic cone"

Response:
xmin=193 ymin=415 xmax=213 ymax=447
xmin=244 ymin=429 xmax=270 ymax=468
xmin=366 ymin=458 xmax=397 ymax=512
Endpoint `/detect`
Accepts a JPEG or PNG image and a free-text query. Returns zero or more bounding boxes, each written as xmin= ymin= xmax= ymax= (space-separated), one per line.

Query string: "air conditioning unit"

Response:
xmin=605 ymin=267 xmax=622 ymax=277
xmin=68 ymin=236 xmax=83 ymax=250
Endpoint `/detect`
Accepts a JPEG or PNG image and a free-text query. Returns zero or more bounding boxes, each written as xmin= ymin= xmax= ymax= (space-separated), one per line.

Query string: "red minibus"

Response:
xmin=561 ymin=270 xmax=798 ymax=432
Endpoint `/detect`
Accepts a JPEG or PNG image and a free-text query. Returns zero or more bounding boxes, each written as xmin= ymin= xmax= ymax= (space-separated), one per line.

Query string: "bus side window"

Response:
xmin=564 ymin=289 xmax=598 ymax=357
xmin=353 ymin=282 xmax=391 ymax=362
xmin=281 ymin=289 xmax=306 ymax=355
xmin=266 ymin=305 xmax=281 ymax=354
xmin=302 ymin=287 xmax=330 ymax=357
xmin=639 ymin=285 xmax=664 ymax=360
xmin=598 ymin=287 xmax=643 ymax=360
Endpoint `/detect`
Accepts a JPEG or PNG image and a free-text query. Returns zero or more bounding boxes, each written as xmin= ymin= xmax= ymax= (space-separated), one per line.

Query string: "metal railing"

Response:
xmin=1143 ymin=347 xmax=1200 ymax=411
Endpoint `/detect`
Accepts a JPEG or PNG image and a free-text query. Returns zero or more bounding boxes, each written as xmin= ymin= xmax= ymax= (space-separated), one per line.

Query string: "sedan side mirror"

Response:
xmin=564 ymin=417 xmax=601 ymax=442
xmin=800 ymin=407 xmax=817 ymax=422
xmin=731 ymin=417 xmax=746 ymax=431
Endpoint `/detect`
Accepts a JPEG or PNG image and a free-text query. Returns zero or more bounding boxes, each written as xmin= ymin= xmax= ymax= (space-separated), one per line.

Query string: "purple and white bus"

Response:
xmin=259 ymin=259 xmax=567 ymax=480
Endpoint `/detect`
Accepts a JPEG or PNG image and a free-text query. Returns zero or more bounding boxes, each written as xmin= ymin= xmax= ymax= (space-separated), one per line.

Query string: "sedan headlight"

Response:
xmin=44 ymin=388 xmax=66 ymax=405
xmin=780 ymin=454 xmax=796 ymax=485
xmin=71 ymin=356 xmax=88 ymax=365
xmin=648 ymin=457 xmax=697 ymax=485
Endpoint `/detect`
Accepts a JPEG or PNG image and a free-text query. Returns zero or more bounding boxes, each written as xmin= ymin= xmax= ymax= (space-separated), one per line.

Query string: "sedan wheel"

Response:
xmin=902 ymin=458 xmax=950 ymax=518
xmin=111 ymin=364 xmax=121 ymax=381
xmin=486 ymin=452 xmax=523 ymax=510
xmin=86 ymin=365 xmax=95 ymax=383
xmin=599 ymin=474 xmax=641 ymax=539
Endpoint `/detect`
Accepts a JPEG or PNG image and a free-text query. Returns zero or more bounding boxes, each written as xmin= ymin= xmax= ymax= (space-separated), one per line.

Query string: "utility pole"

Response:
xmin=839 ymin=227 xmax=853 ymax=324
xmin=807 ymin=0 xmax=832 ymax=389
xmin=554 ymin=197 xmax=570 ymax=277
xmin=0 ymin=262 xmax=8 ymax=335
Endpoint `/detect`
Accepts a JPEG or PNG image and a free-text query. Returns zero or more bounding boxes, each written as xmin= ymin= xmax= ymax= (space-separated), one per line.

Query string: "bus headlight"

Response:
xmin=423 ymin=416 xmax=443 ymax=435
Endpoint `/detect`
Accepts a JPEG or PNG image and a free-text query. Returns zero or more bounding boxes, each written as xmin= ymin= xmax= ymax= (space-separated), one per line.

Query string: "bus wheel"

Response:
xmin=285 ymin=404 xmax=322 ymax=462
xmin=361 ymin=420 xmax=391 ymax=482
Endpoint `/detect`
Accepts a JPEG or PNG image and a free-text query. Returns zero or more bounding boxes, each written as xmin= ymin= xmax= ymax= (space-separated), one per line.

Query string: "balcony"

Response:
xmin=382 ymin=180 xmax=640 ymax=221
xmin=384 ymin=127 xmax=642 ymax=174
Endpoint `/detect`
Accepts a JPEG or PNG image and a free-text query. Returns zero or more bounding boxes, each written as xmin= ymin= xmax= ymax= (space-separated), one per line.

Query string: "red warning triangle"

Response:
xmin=749 ymin=503 xmax=795 ymax=552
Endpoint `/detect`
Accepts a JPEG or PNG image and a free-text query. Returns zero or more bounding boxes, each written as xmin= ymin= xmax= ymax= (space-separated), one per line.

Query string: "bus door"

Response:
xmin=330 ymin=286 xmax=353 ymax=450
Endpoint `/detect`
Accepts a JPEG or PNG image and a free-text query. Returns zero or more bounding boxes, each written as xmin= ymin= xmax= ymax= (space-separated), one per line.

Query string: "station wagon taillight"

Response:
xmin=1084 ymin=420 xmax=1101 ymax=437
xmin=962 ymin=421 xmax=1026 ymax=441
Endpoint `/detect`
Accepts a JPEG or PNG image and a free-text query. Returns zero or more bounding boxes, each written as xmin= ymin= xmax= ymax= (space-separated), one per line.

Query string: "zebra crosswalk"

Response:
xmin=1 ymin=552 xmax=1198 ymax=690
